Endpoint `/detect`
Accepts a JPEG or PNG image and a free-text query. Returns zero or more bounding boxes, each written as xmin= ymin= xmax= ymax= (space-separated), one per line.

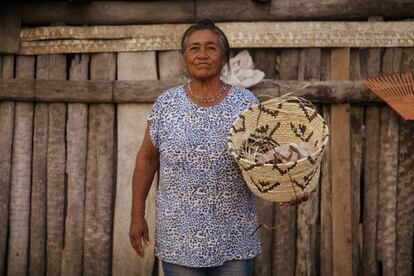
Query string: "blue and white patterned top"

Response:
xmin=148 ymin=83 xmax=261 ymax=267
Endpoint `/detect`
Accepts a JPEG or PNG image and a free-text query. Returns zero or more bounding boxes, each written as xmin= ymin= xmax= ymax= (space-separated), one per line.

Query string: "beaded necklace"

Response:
xmin=187 ymin=81 xmax=226 ymax=103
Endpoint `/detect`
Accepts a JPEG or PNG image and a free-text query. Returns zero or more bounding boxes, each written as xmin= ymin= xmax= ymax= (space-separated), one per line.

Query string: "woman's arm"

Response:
xmin=129 ymin=123 xmax=159 ymax=257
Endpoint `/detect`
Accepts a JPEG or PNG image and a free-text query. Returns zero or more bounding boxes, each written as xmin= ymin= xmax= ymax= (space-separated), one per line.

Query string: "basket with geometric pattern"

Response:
xmin=227 ymin=95 xmax=329 ymax=202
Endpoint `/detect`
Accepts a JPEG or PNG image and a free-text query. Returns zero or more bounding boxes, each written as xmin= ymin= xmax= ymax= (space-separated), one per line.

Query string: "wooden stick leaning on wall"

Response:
xmin=0 ymin=55 xmax=15 ymax=276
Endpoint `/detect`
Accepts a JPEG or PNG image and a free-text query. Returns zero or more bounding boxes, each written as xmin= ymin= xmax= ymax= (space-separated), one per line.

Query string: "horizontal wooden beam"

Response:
xmin=6 ymin=1 xmax=414 ymax=25
xmin=19 ymin=22 xmax=414 ymax=55
xmin=0 ymin=79 xmax=380 ymax=104
xmin=0 ymin=7 xmax=21 ymax=54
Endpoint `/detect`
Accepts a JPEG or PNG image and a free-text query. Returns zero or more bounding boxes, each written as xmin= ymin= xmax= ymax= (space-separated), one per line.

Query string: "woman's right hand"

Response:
xmin=129 ymin=217 xmax=150 ymax=257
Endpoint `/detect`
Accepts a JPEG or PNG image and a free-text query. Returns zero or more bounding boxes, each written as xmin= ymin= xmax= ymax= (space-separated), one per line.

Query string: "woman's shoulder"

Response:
xmin=156 ymin=84 xmax=185 ymax=102
xmin=229 ymin=85 xmax=258 ymax=105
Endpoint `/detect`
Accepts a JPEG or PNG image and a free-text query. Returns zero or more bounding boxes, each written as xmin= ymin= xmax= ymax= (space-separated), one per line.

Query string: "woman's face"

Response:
xmin=183 ymin=29 xmax=225 ymax=80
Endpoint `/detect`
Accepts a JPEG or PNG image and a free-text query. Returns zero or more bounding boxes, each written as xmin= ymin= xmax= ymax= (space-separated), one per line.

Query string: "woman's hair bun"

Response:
xmin=198 ymin=18 xmax=216 ymax=28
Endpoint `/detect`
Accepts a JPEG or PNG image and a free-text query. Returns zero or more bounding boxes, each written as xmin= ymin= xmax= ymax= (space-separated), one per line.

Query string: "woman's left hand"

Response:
xmin=279 ymin=192 xmax=310 ymax=206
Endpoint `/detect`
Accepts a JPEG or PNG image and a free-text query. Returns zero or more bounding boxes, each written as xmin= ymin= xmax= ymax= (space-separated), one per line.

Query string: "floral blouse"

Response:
xmin=148 ymin=84 xmax=261 ymax=267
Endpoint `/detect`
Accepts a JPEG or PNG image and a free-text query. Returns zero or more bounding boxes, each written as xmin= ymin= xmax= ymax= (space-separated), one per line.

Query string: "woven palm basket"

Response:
xmin=228 ymin=96 xmax=329 ymax=202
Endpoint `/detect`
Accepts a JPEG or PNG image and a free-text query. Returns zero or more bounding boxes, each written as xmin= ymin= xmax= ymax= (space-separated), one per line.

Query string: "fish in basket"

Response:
xmin=227 ymin=95 xmax=329 ymax=202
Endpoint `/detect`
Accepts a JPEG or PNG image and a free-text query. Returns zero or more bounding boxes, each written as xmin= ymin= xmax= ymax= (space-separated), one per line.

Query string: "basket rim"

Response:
xmin=227 ymin=134 xmax=329 ymax=167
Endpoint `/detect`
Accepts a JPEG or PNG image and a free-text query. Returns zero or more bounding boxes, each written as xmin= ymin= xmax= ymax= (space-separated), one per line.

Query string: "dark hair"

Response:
xmin=181 ymin=18 xmax=230 ymax=67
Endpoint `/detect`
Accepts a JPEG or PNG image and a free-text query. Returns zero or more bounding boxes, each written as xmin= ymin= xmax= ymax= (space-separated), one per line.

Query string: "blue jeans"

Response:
xmin=162 ymin=259 xmax=254 ymax=276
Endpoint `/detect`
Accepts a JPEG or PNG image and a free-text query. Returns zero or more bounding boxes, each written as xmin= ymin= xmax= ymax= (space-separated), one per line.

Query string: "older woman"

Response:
xmin=129 ymin=19 xmax=305 ymax=276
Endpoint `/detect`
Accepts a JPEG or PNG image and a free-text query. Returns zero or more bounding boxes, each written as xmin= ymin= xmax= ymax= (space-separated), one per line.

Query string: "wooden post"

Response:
xmin=0 ymin=55 xmax=15 ymax=275
xmin=83 ymin=53 xmax=116 ymax=276
xmin=61 ymin=54 xmax=89 ymax=276
xmin=330 ymin=47 xmax=353 ymax=276
xmin=113 ymin=51 xmax=158 ymax=276
xmin=271 ymin=49 xmax=299 ymax=276
xmin=7 ymin=55 xmax=35 ymax=276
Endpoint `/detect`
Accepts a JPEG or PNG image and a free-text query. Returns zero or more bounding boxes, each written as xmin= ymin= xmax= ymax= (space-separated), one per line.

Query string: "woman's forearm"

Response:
xmin=131 ymin=146 xmax=159 ymax=222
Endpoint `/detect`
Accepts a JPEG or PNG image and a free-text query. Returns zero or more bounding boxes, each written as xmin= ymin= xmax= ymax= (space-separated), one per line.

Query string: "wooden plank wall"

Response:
xmin=0 ymin=46 xmax=413 ymax=276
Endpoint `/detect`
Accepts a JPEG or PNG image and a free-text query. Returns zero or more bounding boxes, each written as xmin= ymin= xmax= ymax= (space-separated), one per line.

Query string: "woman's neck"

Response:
xmin=189 ymin=77 xmax=222 ymax=98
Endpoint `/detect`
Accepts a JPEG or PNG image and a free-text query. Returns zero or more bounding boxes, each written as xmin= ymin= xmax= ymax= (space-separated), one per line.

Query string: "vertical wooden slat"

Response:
xmin=362 ymin=45 xmax=381 ymax=276
xmin=61 ymin=54 xmax=89 ymax=276
xmin=0 ymin=55 xmax=15 ymax=275
xmin=36 ymin=54 xmax=67 ymax=276
xmin=1 ymin=55 xmax=14 ymax=79
xmin=330 ymin=48 xmax=353 ymax=276
xmin=295 ymin=48 xmax=321 ymax=276
xmin=350 ymin=48 xmax=363 ymax=276
xmin=278 ymin=49 xmax=300 ymax=81
xmin=376 ymin=47 xmax=401 ymax=276
xmin=320 ymin=105 xmax=332 ymax=276
xmin=251 ymin=49 xmax=278 ymax=276
xmin=29 ymin=99 xmax=48 ymax=276
xmin=252 ymin=49 xmax=278 ymax=79
xmin=158 ymin=50 xmax=186 ymax=81
xmin=396 ymin=119 xmax=414 ymax=276
xmin=270 ymin=48 xmax=299 ymax=276
xmin=7 ymin=55 xmax=35 ymax=276
xmin=113 ymin=51 xmax=158 ymax=276
xmin=395 ymin=48 xmax=414 ymax=276
xmin=83 ymin=53 xmax=116 ymax=276
xmin=320 ymin=48 xmax=332 ymax=276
